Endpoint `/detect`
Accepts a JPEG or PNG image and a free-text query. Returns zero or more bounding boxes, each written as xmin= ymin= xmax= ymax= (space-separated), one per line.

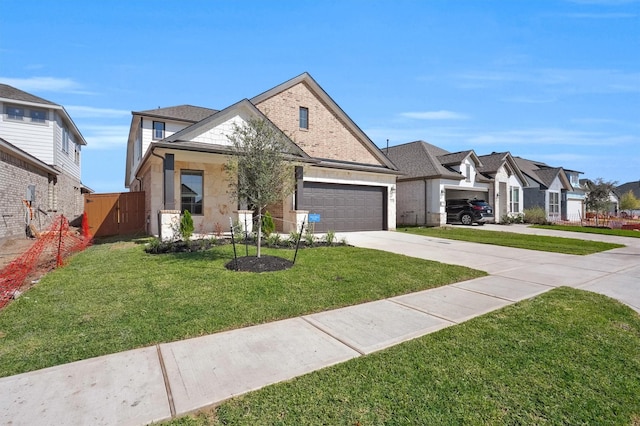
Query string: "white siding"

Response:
xmin=0 ymin=103 xmax=55 ymax=163
xmin=192 ymin=115 xmax=247 ymax=146
xmin=54 ymin=114 xmax=81 ymax=180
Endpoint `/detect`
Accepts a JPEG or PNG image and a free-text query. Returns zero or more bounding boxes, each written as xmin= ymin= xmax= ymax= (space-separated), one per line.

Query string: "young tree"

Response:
xmin=225 ymin=117 xmax=296 ymax=257
xmin=584 ymin=178 xmax=617 ymax=226
xmin=619 ymin=190 xmax=640 ymax=215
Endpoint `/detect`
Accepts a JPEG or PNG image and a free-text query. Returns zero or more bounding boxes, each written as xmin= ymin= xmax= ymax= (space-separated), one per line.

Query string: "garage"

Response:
xmin=301 ymin=182 xmax=386 ymax=232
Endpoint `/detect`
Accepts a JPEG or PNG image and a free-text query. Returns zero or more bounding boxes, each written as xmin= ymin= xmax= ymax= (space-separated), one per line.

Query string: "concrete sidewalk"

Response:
xmin=1 ymin=227 xmax=638 ymax=425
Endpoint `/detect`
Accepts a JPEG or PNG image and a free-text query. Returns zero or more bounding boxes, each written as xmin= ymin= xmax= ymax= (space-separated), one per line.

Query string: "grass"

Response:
xmin=400 ymin=226 xmax=624 ymax=254
xmin=533 ymin=224 xmax=640 ymax=238
xmin=0 ymin=241 xmax=485 ymax=378
xmin=167 ymin=288 xmax=640 ymax=425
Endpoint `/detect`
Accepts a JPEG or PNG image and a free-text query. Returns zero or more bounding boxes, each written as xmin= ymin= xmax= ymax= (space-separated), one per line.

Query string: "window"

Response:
xmin=153 ymin=121 xmax=165 ymax=140
xmin=549 ymin=192 xmax=560 ymax=214
xmin=6 ymin=105 xmax=24 ymax=120
xmin=180 ymin=170 xmax=203 ymax=215
xmin=30 ymin=109 xmax=46 ymax=123
xmin=509 ymin=186 xmax=520 ymax=212
xmin=135 ymin=137 xmax=142 ymax=161
xmin=465 ymin=164 xmax=471 ymax=182
xmin=299 ymin=107 xmax=308 ymax=129
xmin=62 ymin=128 xmax=70 ymax=153
xmin=74 ymin=144 xmax=81 ymax=164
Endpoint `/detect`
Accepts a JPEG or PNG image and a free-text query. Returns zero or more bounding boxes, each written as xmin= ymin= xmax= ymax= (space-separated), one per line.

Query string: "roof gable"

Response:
xmin=514 ymin=157 xmax=572 ymax=190
xmin=478 ymin=152 xmax=529 ymax=186
xmin=160 ymin=99 xmax=309 ymax=159
xmin=386 ymin=140 xmax=463 ymax=180
xmin=251 ymin=72 xmax=397 ymax=170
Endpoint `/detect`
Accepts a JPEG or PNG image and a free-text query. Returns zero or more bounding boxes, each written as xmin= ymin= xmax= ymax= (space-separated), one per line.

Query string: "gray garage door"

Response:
xmin=301 ymin=182 xmax=386 ymax=232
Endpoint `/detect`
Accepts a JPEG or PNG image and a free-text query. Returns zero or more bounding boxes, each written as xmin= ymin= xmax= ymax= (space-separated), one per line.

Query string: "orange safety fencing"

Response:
xmin=0 ymin=213 xmax=92 ymax=310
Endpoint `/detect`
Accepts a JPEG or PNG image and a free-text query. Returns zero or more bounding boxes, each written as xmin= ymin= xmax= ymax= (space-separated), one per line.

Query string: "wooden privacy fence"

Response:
xmin=84 ymin=192 xmax=146 ymax=237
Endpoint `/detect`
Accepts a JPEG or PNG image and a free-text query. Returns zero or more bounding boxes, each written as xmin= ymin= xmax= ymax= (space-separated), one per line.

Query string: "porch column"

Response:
xmin=164 ymin=154 xmax=175 ymax=210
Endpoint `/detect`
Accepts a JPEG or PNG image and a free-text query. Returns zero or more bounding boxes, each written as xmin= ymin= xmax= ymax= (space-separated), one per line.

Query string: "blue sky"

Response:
xmin=1 ymin=0 xmax=638 ymax=192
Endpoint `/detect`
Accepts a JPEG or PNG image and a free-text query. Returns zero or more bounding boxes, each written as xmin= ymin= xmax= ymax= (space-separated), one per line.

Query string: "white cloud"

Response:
xmin=65 ymin=105 xmax=131 ymax=119
xmin=400 ymin=110 xmax=469 ymax=120
xmin=467 ymin=128 xmax=638 ymax=147
xmin=0 ymin=76 xmax=93 ymax=94
xmin=456 ymin=69 xmax=640 ymax=94
xmin=82 ymin=125 xmax=130 ymax=150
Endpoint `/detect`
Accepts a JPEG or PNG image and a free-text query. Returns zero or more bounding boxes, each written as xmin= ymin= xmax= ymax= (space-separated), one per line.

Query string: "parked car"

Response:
xmin=446 ymin=199 xmax=495 ymax=225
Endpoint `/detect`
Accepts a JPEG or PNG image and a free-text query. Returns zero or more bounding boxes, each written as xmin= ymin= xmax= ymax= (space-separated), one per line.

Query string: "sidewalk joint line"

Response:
xmin=300 ymin=316 xmax=366 ymax=356
xmin=388 ymin=299 xmax=459 ymax=324
xmin=156 ymin=344 xmax=176 ymax=418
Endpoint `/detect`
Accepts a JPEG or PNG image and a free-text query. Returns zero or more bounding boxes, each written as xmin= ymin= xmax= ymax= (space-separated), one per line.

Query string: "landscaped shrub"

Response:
xmin=265 ymin=233 xmax=282 ymax=247
xmin=523 ymin=207 xmax=548 ymax=224
xmin=262 ymin=211 xmax=275 ymax=237
xmin=180 ymin=210 xmax=194 ymax=241
xmin=501 ymin=213 xmax=525 ymax=225
xmin=324 ymin=230 xmax=336 ymax=245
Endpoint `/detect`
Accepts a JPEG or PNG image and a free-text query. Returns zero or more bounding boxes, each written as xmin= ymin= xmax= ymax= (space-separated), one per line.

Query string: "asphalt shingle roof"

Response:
xmin=0 ymin=84 xmax=58 ymax=106
xmin=617 ymin=181 xmax=640 ymax=199
xmin=135 ymin=105 xmax=218 ymax=122
xmin=477 ymin=152 xmax=509 ymax=174
xmin=385 ymin=141 xmax=462 ymax=180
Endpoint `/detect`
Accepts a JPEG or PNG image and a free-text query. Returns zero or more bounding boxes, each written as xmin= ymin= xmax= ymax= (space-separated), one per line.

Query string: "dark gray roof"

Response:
xmin=0 ymin=84 xmax=58 ymax=105
xmin=535 ymin=167 xmax=564 ymax=188
xmin=514 ymin=156 xmax=572 ymax=189
xmin=134 ymin=105 xmax=218 ymax=122
xmin=385 ymin=140 xmax=463 ymax=180
xmin=617 ymin=180 xmax=640 ymax=199
xmin=477 ymin=152 xmax=509 ymax=173
xmin=437 ymin=150 xmax=473 ymax=166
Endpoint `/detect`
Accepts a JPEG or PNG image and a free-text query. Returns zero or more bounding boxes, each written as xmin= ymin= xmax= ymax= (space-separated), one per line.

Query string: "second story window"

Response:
xmin=465 ymin=164 xmax=471 ymax=182
xmin=153 ymin=121 xmax=165 ymax=140
xmin=299 ymin=107 xmax=308 ymax=130
xmin=31 ymin=109 xmax=46 ymax=123
xmin=62 ymin=128 xmax=70 ymax=153
xmin=6 ymin=105 xmax=24 ymax=120
xmin=75 ymin=144 xmax=81 ymax=164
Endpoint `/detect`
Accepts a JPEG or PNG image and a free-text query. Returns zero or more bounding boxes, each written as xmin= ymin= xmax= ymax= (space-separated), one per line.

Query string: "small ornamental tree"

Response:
xmin=584 ymin=178 xmax=617 ymax=226
xmin=619 ymin=190 xmax=640 ymax=216
xmin=180 ymin=210 xmax=194 ymax=241
xmin=225 ymin=117 xmax=296 ymax=257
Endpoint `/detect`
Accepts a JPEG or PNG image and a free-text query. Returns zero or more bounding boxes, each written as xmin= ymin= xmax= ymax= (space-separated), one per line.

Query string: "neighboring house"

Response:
xmin=563 ymin=169 xmax=586 ymax=221
xmin=0 ymin=84 xmax=89 ymax=239
xmin=385 ymin=141 xmax=485 ymax=226
xmin=616 ymin=180 xmax=640 ymax=216
xmin=513 ymin=157 xmax=575 ymax=222
xmin=124 ymin=73 xmax=399 ymax=236
xmin=476 ymin=152 xmax=528 ymax=221
xmin=386 ymin=142 xmax=527 ymax=226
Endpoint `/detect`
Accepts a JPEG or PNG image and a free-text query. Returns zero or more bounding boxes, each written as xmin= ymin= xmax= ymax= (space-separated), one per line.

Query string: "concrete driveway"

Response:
xmin=339 ymin=225 xmax=640 ymax=313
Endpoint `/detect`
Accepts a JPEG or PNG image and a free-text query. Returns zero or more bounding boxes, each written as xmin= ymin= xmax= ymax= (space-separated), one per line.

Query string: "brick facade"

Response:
xmin=0 ymin=145 xmax=83 ymax=239
xmin=255 ymin=82 xmax=384 ymax=166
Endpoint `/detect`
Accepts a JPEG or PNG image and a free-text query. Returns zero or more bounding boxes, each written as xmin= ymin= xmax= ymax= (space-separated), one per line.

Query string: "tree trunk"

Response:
xmin=256 ymin=212 xmax=262 ymax=258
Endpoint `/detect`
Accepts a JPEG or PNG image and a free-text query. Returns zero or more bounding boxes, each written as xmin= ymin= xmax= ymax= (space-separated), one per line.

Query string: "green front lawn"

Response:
xmin=0 ymin=241 xmax=485 ymax=378
xmin=533 ymin=224 xmax=640 ymax=238
xmin=401 ymin=226 xmax=624 ymax=254
xmin=171 ymin=288 xmax=640 ymax=425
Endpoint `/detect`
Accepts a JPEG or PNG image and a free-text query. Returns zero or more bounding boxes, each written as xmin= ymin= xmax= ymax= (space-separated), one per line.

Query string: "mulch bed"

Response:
xmin=225 ymin=255 xmax=294 ymax=272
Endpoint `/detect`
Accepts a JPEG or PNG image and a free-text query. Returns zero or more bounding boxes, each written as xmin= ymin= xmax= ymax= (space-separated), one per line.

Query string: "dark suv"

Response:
xmin=446 ymin=199 xmax=495 ymax=225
